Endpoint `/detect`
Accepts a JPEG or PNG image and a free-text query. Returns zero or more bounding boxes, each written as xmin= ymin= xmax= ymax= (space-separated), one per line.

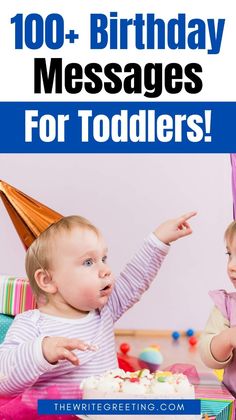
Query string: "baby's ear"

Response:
xmin=34 ymin=269 xmax=57 ymax=294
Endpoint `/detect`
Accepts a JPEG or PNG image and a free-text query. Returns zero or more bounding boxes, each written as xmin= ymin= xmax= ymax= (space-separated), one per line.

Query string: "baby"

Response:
xmin=200 ymin=220 xmax=236 ymax=397
xmin=0 ymin=212 xmax=195 ymax=396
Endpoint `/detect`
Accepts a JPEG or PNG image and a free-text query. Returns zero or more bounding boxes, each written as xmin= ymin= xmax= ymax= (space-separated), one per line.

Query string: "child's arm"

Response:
xmin=0 ymin=312 xmax=56 ymax=395
xmin=0 ymin=312 xmax=90 ymax=396
xmin=107 ymin=212 xmax=196 ymax=322
xmin=200 ymin=306 xmax=233 ymax=369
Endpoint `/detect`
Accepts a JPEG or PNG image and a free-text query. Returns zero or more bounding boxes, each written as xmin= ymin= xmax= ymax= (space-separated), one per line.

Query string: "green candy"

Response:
xmin=157 ymin=376 xmax=166 ymax=382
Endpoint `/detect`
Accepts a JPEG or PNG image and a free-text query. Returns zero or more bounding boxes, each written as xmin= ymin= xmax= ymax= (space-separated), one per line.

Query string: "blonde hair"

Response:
xmin=224 ymin=220 xmax=236 ymax=245
xmin=25 ymin=215 xmax=99 ymax=300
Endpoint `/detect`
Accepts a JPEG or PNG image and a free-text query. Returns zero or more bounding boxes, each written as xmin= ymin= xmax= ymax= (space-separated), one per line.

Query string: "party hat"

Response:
xmin=0 ymin=180 xmax=63 ymax=249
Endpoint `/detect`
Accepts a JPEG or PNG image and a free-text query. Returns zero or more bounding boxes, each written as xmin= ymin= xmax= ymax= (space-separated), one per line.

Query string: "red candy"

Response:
xmin=120 ymin=342 xmax=130 ymax=354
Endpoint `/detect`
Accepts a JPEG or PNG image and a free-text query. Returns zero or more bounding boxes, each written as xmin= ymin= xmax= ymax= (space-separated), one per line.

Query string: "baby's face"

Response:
xmin=50 ymin=227 xmax=114 ymax=312
xmin=226 ymin=235 xmax=236 ymax=288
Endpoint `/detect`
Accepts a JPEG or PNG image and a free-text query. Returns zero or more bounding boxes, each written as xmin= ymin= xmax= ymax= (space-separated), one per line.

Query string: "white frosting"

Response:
xmin=150 ymin=380 xmax=175 ymax=395
xmin=81 ymin=369 xmax=194 ymax=397
xmin=80 ymin=375 xmax=99 ymax=390
xmin=121 ymin=380 xmax=147 ymax=394
xmin=96 ymin=377 xmax=121 ymax=393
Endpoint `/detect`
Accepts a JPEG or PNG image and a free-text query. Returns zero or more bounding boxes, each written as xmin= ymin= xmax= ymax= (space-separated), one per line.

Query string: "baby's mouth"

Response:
xmin=100 ymin=284 xmax=111 ymax=292
xmin=100 ymin=284 xmax=112 ymax=296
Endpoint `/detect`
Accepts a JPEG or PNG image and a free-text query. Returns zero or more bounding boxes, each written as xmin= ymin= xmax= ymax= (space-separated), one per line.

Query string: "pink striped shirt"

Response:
xmin=0 ymin=234 xmax=169 ymax=396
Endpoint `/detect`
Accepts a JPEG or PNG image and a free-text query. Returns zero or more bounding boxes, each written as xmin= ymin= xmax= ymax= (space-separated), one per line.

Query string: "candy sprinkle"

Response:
xmin=157 ymin=376 xmax=166 ymax=382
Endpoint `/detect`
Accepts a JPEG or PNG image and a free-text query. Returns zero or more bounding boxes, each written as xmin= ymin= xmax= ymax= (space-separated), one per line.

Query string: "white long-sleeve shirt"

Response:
xmin=0 ymin=234 xmax=169 ymax=396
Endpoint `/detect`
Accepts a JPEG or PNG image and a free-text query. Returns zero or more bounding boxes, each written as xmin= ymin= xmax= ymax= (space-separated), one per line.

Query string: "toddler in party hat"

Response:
xmin=0 ymin=180 xmax=196 ymax=396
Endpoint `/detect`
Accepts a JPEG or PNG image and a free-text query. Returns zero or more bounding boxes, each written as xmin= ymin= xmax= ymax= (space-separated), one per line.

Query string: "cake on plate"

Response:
xmin=80 ymin=368 xmax=201 ymax=419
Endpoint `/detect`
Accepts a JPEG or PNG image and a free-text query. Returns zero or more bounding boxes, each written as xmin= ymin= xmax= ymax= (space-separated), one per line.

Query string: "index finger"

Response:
xmin=178 ymin=211 xmax=197 ymax=223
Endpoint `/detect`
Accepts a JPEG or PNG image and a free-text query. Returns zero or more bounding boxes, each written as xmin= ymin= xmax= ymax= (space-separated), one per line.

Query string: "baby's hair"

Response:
xmin=224 ymin=220 xmax=236 ymax=245
xmin=25 ymin=215 xmax=99 ymax=300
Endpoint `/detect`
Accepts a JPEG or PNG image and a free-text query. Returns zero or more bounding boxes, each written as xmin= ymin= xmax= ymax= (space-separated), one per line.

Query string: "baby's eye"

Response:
xmin=226 ymin=252 xmax=231 ymax=257
xmin=83 ymin=258 xmax=93 ymax=267
xmin=102 ymin=255 xmax=107 ymax=263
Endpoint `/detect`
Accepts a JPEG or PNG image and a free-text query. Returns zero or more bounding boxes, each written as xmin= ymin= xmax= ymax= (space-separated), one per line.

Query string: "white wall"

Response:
xmin=0 ymin=154 xmax=233 ymax=331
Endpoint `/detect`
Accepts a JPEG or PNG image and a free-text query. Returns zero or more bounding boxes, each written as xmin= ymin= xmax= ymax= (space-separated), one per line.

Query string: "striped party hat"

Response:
xmin=0 ymin=180 xmax=63 ymax=249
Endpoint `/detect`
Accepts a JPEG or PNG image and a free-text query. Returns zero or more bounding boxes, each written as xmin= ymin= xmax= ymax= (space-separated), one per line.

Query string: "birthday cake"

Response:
xmin=80 ymin=368 xmax=200 ymax=419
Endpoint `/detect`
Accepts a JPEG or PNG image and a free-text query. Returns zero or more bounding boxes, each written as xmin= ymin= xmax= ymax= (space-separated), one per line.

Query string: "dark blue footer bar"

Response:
xmin=38 ymin=399 xmax=201 ymax=415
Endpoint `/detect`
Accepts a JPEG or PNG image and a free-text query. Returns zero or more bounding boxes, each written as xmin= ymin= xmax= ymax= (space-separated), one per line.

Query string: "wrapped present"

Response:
xmin=0 ymin=276 xmax=36 ymax=316
xmin=166 ymin=365 xmax=235 ymax=419
xmin=0 ymin=314 xmax=14 ymax=343
xmin=196 ymin=372 xmax=235 ymax=419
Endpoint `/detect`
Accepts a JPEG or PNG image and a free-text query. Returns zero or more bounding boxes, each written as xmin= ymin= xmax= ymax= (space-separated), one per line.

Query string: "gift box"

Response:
xmin=196 ymin=372 xmax=235 ymax=419
xmin=166 ymin=364 xmax=235 ymax=419
xmin=0 ymin=314 xmax=14 ymax=343
xmin=0 ymin=276 xmax=36 ymax=316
